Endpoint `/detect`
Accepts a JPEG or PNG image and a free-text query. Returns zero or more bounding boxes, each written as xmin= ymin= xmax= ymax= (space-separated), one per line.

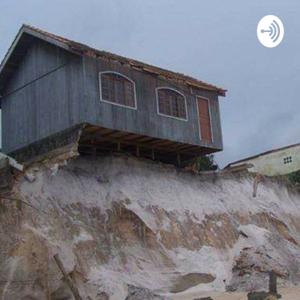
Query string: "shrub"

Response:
xmin=288 ymin=170 xmax=300 ymax=186
xmin=195 ymin=155 xmax=218 ymax=172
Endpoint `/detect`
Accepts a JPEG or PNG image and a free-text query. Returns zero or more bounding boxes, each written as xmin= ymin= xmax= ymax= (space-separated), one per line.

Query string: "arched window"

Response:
xmin=99 ymin=72 xmax=137 ymax=109
xmin=156 ymin=87 xmax=187 ymax=120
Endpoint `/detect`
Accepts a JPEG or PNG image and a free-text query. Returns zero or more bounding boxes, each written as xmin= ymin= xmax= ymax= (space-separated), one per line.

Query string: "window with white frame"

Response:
xmin=283 ymin=156 xmax=293 ymax=164
xmin=156 ymin=88 xmax=187 ymax=120
xmin=100 ymin=72 xmax=136 ymax=108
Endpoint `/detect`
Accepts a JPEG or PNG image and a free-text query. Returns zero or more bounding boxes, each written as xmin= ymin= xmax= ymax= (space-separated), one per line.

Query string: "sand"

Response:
xmin=170 ymin=287 xmax=300 ymax=300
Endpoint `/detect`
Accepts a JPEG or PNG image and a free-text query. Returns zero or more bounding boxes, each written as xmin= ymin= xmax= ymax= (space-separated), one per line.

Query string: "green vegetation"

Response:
xmin=195 ymin=155 xmax=218 ymax=171
xmin=288 ymin=170 xmax=300 ymax=186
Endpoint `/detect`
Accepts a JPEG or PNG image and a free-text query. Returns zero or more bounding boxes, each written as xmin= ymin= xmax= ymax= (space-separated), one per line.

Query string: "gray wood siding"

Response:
xmin=1 ymin=37 xmax=223 ymax=154
xmin=1 ymin=40 xmax=84 ymax=153
xmin=82 ymin=56 xmax=223 ymax=149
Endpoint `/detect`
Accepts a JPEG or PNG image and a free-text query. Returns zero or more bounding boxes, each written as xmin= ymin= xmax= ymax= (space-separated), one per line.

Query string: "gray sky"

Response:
xmin=0 ymin=0 xmax=299 ymax=166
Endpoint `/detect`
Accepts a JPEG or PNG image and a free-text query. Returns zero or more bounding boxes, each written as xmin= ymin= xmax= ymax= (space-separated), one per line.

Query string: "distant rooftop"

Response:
xmin=227 ymin=142 xmax=300 ymax=167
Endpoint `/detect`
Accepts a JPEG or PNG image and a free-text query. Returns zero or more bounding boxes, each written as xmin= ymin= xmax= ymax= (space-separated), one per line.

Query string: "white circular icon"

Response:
xmin=257 ymin=15 xmax=284 ymax=48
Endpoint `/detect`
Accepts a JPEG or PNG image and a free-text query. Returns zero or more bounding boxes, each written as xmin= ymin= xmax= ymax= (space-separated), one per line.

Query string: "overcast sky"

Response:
xmin=0 ymin=0 xmax=299 ymax=166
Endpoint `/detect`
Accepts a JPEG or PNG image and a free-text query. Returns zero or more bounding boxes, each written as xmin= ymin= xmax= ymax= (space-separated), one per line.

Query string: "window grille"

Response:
xmin=283 ymin=156 xmax=292 ymax=164
xmin=157 ymin=88 xmax=187 ymax=120
xmin=100 ymin=72 xmax=136 ymax=108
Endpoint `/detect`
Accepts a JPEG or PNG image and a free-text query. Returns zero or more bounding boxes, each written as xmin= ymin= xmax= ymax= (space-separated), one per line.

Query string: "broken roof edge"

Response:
xmin=225 ymin=142 xmax=300 ymax=169
xmin=0 ymin=24 xmax=227 ymax=96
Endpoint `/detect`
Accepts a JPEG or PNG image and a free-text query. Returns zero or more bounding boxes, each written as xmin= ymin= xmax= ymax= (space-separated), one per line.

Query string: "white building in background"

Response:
xmin=226 ymin=143 xmax=300 ymax=176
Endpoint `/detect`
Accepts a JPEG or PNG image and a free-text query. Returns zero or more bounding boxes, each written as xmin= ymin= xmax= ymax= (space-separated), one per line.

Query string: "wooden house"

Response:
xmin=0 ymin=25 xmax=226 ymax=164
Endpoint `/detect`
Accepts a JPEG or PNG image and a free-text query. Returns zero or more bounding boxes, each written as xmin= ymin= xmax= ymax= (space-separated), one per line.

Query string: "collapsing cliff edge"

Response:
xmin=0 ymin=147 xmax=300 ymax=300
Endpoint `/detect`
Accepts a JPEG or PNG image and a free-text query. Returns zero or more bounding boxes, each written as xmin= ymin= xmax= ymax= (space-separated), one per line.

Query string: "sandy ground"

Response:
xmin=170 ymin=287 xmax=300 ymax=299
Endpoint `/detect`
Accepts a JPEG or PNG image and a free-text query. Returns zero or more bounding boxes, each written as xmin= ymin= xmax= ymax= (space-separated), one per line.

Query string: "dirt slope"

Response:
xmin=0 ymin=155 xmax=300 ymax=299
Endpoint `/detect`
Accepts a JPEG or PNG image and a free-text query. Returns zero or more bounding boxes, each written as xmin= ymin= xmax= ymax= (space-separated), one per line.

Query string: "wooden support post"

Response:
xmin=92 ymin=146 xmax=97 ymax=157
xmin=177 ymin=153 xmax=181 ymax=167
xmin=53 ymin=254 xmax=82 ymax=300
xmin=117 ymin=142 xmax=121 ymax=152
xmin=151 ymin=149 xmax=155 ymax=160
xmin=253 ymin=173 xmax=262 ymax=198
xmin=136 ymin=145 xmax=140 ymax=157
xmin=46 ymin=254 xmax=50 ymax=300
xmin=269 ymin=270 xmax=277 ymax=295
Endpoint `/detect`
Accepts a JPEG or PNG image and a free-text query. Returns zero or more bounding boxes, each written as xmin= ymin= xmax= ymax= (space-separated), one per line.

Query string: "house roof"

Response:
xmin=0 ymin=24 xmax=227 ymax=96
xmin=226 ymin=142 xmax=300 ymax=168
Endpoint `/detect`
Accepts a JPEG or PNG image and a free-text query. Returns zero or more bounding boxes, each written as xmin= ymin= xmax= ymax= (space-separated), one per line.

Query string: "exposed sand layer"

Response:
xmin=1 ymin=155 xmax=300 ymax=299
xmin=171 ymin=287 xmax=300 ymax=300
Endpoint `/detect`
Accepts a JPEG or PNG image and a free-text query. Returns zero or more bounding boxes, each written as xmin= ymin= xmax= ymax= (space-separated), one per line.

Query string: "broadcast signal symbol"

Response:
xmin=261 ymin=20 xmax=281 ymax=43
xmin=257 ymin=15 xmax=284 ymax=48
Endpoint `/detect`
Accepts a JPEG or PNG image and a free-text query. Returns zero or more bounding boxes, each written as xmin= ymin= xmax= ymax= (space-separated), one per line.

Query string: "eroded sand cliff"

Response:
xmin=0 ymin=155 xmax=300 ymax=299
